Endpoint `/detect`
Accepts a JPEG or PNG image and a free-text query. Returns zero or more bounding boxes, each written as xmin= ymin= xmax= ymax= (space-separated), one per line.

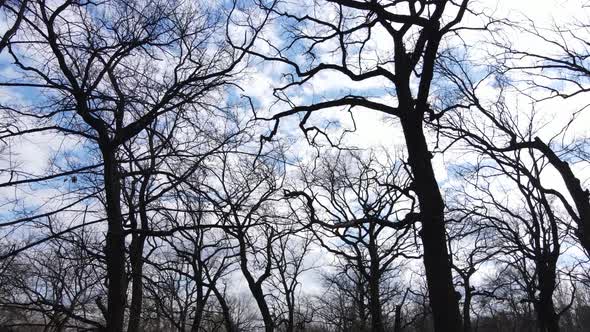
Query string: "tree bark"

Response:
xmin=127 ymin=234 xmax=145 ymax=332
xmin=102 ymin=145 xmax=127 ymax=332
xmin=400 ymin=114 xmax=463 ymax=332
xmin=536 ymin=262 xmax=560 ymax=332
xmin=463 ymin=283 xmax=472 ymax=332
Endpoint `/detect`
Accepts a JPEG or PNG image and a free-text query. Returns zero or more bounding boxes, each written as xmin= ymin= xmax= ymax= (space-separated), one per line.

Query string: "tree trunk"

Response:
xmin=400 ymin=115 xmax=463 ymax=332
xmin=102 ymin=145 xmax=127 ymax=332
xmin=368 ymin=229 xmax=385 ymax=332
xmin=368 ymin=276 xmax=385 ymax=332
xmin=463 ymin=283 xmax=472 ymax=332
xmin=248 ymin=284 xmax=273 ymax=332
xmin=128 ymin=166 xmax=152 ymax=332
xmin=191 ymin=294 xmax=206 ymax=332
xmin=238 ymin=238 xmax=273 ymax=332
xmin=536 ymin=264 xmax=560 ymax=332
xmin=534 ymin=138 xmax=590 ymax=257
xmin=286 ymin=294 xmax=295 ymax=332
xmin=127 ymin=234 xmax=145 ymax=332
xmin=394 ymin=304 xmax=403 ymax=332
xmin=212 ymin=286 xmax=236 ymax=332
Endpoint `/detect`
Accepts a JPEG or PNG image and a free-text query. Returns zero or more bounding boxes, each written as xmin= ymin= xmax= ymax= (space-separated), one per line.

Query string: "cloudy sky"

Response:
xmin=1 ymin=0 xmax=589 ymax=302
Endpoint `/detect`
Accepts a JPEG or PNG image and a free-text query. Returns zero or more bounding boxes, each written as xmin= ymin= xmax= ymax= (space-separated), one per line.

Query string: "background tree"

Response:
xmin=449 ymin=147 xmax=572 ymax=332
xmin=287 ymin=151 xmax=419 ymax=332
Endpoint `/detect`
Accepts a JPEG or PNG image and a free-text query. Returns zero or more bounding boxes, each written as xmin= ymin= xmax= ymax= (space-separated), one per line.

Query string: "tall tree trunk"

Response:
xmin=247 ymin=282 xmax=273 ymax=332
xmin=400 ymin=114 xmax=463 ymax=332
xmin=191 ymin=289 xmax=206 ymax=332
xmin=286 ymin=293 xmax=294 ymax=332
xmin=391 ymin=15 xmax=463 ymax=329
xmin=127 ymin=234 xmax=145 ymax=332
xmin=102 ymin=145 xmax=127 ymax=332
xmin=127 ymin=177 xmax=149 ymax=332
xmin=463 ymin=282 xmax=472 ymax=332
xmin=536 ymin=264 xmax=560 ymax=332
xmin=368 ymin=275 xmax=384 ymax=332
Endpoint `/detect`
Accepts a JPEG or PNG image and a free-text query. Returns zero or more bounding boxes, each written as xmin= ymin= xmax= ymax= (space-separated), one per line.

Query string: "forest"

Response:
xmin=0 ymin=0 xmax=589 ymax=331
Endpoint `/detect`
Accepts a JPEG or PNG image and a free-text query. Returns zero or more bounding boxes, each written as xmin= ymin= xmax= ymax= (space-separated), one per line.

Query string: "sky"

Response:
xmin=1 ymin=0 xmax=590 ymax=311
xmin=233 ymin=0 xmax=590 ymax=294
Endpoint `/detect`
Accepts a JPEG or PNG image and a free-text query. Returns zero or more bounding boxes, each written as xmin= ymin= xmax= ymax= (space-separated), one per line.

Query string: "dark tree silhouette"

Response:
xmin=244 ymin=2 xmax=484 ymax=329
xmin=287 ymin=151 xmax=419 ymax=332
xmin=0 ymin=1 xmax=269 ymax=330
xmin=1 ymin=1 xmax=590 ymax=332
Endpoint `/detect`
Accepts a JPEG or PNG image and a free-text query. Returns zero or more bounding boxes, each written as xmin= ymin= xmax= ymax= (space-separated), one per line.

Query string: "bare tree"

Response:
xmin=433 ymin=11 xmax=590 ymax=258
xmin=446 ymin=210 xmax=502 ymax=332
xmin=0 ymin=1 xmax=269 ymax=330
xmin=449 ymin=146 xmax=572 ymax=332
xmin=0 ymin=230 xmax=105 ymax=330
xmin=244 ymin=2 xmax=488 ymax=329
xmin=494 ymin=17 xmax=590 ymax=258
xmin=193 ymin=147 xmax=309 ymax=332
xmin=267 ymin=230 xmax=314 ymax=332
xmin=286 ymin=151 xmax=419 ymax=332
xmin=3 ymin=2 xmax=590 ymax=332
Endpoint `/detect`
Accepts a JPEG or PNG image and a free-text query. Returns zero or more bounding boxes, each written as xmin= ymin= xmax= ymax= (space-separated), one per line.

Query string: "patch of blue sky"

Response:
xmin=0 ymin=75 xmax=45 ymax=107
